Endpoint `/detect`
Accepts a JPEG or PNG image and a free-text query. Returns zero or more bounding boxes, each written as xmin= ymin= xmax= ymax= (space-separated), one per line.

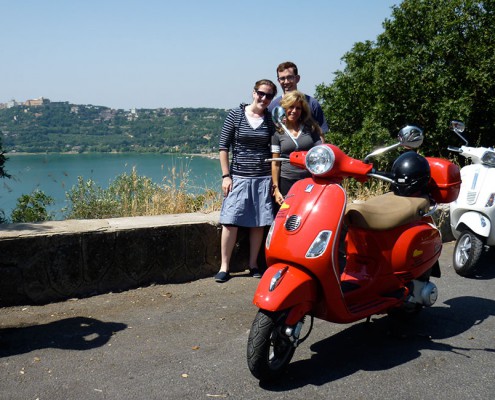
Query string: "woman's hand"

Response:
xmin=222 ymin=176 xmax=232 ymax=197
xmin=273 ymin=187 xmax=284 ymax=205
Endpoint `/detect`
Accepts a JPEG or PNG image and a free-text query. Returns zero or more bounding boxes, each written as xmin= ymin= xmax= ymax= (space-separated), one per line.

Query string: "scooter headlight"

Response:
xmin=305 ymin=145 xmax=335 ymax=176
xmin=481 ymin=150 xmax=495 ymax=167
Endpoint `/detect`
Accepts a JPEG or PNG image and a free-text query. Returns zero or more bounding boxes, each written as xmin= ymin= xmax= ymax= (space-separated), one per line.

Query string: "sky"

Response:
xmin=1 ymin=0 xmax=399 ymax=110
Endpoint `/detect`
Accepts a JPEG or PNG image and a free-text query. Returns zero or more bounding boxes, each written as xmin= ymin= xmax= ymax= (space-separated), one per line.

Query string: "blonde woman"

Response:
xmin=271 ymin=90 xmax=322 ymax=207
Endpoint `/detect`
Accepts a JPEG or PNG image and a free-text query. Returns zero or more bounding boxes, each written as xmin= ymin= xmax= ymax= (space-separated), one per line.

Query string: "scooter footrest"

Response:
xmin=341 ymin=281 xmax=360 ymax=293
xmin=348 ymin=298 xmax=391 ymax=314
xmin=383 ymin=288 xmax=406 ymax=300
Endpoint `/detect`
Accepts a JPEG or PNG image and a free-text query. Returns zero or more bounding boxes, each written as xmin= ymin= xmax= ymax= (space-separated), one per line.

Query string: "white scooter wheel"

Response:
xmin=453 ymin=230 xmax=484 ymax=277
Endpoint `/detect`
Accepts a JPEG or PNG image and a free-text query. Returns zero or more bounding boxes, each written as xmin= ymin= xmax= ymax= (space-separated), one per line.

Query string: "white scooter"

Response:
xmin=448 ymin=120 xmax=495 ymax=276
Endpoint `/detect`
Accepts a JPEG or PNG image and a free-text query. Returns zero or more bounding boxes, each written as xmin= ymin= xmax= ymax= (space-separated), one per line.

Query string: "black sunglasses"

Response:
xmin=255 ymin=90 xmax=274 ymax=100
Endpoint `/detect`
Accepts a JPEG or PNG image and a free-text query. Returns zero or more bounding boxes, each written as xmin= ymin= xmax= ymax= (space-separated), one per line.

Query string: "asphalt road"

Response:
xmin=1 ymin=241 xmax=494 ymax=400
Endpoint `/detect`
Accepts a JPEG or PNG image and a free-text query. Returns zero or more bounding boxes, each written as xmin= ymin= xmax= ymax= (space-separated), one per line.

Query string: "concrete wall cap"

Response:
xmin=0 ymin=211 xmax=221 ymax=239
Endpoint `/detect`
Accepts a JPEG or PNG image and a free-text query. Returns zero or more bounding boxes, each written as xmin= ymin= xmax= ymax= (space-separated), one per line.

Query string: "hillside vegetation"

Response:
xmin=0 ymin=102 xmax=228 ymax=154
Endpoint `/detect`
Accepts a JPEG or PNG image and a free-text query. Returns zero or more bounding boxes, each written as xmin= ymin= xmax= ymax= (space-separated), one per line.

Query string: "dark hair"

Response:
xmin=254 ymin=79 xmax=277 ymax=97
xmin=276 ymin=61 xmax=298 ymax=77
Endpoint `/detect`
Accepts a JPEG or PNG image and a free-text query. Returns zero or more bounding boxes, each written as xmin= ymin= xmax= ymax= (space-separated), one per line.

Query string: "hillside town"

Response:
xmin=0 ymin=97 xmax=51 ymax=108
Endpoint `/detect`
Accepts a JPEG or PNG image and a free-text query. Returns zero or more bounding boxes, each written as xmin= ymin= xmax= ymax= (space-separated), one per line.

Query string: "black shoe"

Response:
xmin=249 ymin=268 xmax=262 ymax=278
xmin=214 ymin=271 xmax=230 ymax=283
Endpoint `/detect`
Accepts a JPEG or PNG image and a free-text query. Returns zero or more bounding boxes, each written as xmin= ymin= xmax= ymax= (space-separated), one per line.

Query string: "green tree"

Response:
xmin=10 ymin=190 xmax=55 ymax=223
xmin=0 ymin=132 xmax=10 ymax=178
xmin=0 ymin=138 xmax=10 ymax=222
xmin=317 ymin=0 xmax=495 ymax=157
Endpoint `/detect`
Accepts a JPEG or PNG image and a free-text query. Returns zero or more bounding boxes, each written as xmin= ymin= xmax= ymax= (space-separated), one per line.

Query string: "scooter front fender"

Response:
xmin=253 ymin=264 xmax=317 ymax=315
xmin=454 ymin=211 xmax=491 ymax=239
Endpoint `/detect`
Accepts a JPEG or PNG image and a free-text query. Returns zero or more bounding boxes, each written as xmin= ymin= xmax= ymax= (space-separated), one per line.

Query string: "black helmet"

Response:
xmin=391 ymin=151 xmax=430 ymax=196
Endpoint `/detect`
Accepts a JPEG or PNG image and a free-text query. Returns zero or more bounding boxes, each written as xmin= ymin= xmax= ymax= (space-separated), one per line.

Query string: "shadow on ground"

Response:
xmin=0 ymin=316 xmax=127 ymax=357
xmin=261 ymin=295 xmax=495 ymax=391
xmin=460 ymin=248 xmax=495 ymax=280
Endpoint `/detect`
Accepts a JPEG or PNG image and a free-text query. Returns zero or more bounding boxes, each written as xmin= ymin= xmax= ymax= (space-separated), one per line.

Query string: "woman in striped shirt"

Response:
xmin=215 ymin=79 xmax=277 ymax=283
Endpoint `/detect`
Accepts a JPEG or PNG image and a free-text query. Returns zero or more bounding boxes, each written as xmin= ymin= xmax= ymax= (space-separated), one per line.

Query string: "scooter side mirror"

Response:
xmin=450 ymin=120 xmax=468 ymax=145
xmin=398 ymin=125 xmax=424 ymax=149
xmin=364 ymin=125 xmax=423 ymax=163
xmin=271 ymin=106 xmax=300 ymax=149
xmin=450 ymin=120 xmax=465 ymax=133
xmin=271 ymin=106 xmax=286 ymax=129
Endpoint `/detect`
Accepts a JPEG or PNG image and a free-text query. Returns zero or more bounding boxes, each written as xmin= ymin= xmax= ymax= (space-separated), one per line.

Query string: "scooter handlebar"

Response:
xmin=447 ymin=146 xmax=462 ymax=153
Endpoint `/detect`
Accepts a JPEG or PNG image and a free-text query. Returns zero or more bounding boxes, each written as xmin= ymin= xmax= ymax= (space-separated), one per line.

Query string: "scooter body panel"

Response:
xmin=345 ymin=221 xmax=440 ymax=278
xmin=453 ymin=211 xmax=492 ymax=239
xmin=450 ymin=162 xmax=495 ymax=246
xmin=390 ymin=220 xmax=442 ymax=275
xmin=263 ymin=178 xmax=354 ymax=322
xmin=259 ymin=177 xmax=443 ymax=324
xmin=253 ymin=264 xmax=317 ymax=318
xmin=340 ymin=219 xmax=441 ymax=317
xmin=267 ymin=177 xmax=346 ymax=284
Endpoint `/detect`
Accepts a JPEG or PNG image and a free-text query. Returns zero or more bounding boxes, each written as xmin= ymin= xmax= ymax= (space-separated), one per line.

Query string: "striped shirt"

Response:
xmin=219 ymin=104 xmax=275 ymax=177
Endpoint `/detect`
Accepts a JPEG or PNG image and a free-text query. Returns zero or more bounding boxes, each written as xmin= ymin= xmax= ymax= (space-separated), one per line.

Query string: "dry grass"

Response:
xmin=65 ymin=163 xmax=395 ymax=220
xmin=64 ymin=165 xmax=222 ymax=220
xmin=343 ymin=180 xmax=390 ymax=203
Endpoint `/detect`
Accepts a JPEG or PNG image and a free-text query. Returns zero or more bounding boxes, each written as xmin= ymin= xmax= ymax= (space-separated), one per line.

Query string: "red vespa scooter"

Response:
xmin=247 ymin=108 xmax=461 ymax=381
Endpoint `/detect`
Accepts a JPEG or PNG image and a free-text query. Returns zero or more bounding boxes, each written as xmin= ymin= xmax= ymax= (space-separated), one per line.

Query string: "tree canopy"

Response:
xmin=0 ymin=145 xmax=7 ymax=178
xmin=316 ymin=0 xmax=495 ymax=158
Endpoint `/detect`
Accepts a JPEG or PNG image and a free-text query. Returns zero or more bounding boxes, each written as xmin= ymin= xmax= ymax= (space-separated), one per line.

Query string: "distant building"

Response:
xmin=127 ymin=108 xmax=138 ymax=121
xmin=24 ymin=97 xmax=50 ymax=107
xmin=5 ymin=99 xmax=23 ymax=108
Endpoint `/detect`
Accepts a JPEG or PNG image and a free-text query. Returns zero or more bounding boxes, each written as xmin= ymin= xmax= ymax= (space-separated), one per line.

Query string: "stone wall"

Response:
xmin=0 ymin=212 xmax=250 ymax=307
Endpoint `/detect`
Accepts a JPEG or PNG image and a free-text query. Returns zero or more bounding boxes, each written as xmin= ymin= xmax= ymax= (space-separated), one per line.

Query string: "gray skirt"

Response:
xmin=220 ymin=176 xmax=274 ymax=227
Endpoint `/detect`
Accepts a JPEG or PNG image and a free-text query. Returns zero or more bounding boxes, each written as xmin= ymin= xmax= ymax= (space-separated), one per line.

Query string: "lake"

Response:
xmin=0 ymin=153 xmax=220 ymax=220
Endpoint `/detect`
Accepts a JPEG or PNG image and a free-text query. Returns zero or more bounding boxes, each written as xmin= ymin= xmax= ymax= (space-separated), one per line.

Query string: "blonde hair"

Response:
xmin=279 ymin=91 xmax=321 ymax=135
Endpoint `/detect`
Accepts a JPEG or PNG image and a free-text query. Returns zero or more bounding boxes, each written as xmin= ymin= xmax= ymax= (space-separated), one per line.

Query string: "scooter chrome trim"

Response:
xmin=423 ymin=203 xmax=438 ymax=217
xmin=269 ymin=266 xmax=288 ymax=292
xmin=407 ymin=280 xmax=438 ymax=306
xmin=285 ymin=215 xmax=301 ymax=231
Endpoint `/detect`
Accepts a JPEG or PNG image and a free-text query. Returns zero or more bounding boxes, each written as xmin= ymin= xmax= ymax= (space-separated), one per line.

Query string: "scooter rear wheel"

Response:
xmin=247 ymin=310 xmax=296 ymax=381
xmin=453 ymin=230 xmax=483 ymax=277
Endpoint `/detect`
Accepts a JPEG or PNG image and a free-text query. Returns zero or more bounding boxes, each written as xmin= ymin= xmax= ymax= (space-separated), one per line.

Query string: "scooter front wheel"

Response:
xmin=453 ymin=230 xmax=483 ymax=277
xmin=247 ymin=309 xmax=297 ymax=381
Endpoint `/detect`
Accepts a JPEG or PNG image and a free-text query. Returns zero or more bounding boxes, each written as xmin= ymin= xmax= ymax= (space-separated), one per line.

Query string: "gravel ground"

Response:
xmin=1 ymin=242 xmax=494 ymax=400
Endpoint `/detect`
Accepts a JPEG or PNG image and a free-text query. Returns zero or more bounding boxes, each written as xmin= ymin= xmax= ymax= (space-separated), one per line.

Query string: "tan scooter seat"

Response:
xmin=344 ymin=192 xmax=430 ymax=231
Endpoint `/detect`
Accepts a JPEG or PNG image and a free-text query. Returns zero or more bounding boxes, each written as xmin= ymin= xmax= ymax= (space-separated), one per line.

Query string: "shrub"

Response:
xmin=63 ymin=166 xmax=222 ymax=219
xmin=10 ymin=189 xmax=55 ymax=222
